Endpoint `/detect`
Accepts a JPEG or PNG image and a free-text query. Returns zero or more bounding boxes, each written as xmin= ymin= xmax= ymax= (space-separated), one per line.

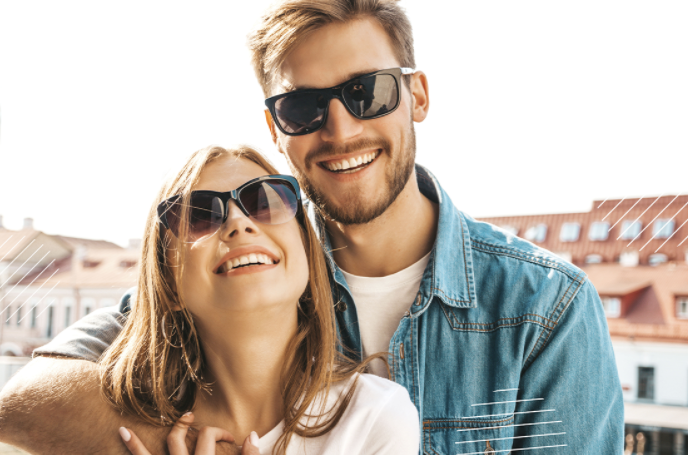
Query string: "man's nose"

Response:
xmin=319 ymin=98 xmax=364 ymax=142
xmin=219 ymin=200 xmax=258 ymax=238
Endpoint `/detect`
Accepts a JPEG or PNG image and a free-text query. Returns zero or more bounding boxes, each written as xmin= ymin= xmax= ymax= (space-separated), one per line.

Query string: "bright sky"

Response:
xmin=0 ymin=1 xmax=686 ymax=247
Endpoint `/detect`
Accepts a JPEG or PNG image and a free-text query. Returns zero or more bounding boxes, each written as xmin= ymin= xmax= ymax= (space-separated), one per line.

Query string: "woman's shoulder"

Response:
xmin=320 ymin=373 xmax=419 ymax=454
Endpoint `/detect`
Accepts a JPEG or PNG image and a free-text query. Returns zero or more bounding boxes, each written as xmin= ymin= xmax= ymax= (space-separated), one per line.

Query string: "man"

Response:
xmin=0 ymin=0 xmax=624 ymax=453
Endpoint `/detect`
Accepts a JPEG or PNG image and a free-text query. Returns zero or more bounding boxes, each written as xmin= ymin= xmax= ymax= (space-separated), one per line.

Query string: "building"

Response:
xmin=0 ymin=223 xmax=137 ymax=357
xmin=478 ymin=194 xmax=688 ymax=454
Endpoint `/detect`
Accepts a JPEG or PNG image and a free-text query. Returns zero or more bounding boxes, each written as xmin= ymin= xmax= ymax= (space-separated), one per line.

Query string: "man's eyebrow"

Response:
xmin=280 ymin=68 xmax=381 ymax=92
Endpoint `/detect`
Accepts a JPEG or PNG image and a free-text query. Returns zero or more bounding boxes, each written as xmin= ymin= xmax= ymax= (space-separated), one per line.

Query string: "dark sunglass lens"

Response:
xmin=177 ymin=194 xmax=224 ymax=241
xmin=274 ymin=92 xmax=327 ymax=134
xmin=343 ymin=74 xmax=399 ymax=118
xmin=240 ymin=180 xmax=299 ymax=225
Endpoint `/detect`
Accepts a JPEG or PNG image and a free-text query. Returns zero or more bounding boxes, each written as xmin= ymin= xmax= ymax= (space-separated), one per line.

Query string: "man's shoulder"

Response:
xmin=459 ymin=212 xmax=592 ymax=319
xmin=462 ymin=211 xmax=586 ymax=282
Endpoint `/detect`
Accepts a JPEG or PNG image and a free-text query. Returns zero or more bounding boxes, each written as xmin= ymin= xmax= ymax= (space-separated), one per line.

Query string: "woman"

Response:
xmin=102 ymin=145 xmax=419 ymax=455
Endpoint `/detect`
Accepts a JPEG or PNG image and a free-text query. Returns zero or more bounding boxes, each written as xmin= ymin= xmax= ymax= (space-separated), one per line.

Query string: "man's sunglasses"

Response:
xmin=265 ymin=67 xmax=415 ymax=136
xmin=157 ymin=175 xmax=302 ymax=243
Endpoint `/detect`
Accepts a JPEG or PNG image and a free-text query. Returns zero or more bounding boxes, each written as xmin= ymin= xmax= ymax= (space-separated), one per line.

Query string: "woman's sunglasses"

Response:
xmin=265 ymin=67 xmax=415 ymax=136
xmin=157 ymin=175 xmax=302 ymax=243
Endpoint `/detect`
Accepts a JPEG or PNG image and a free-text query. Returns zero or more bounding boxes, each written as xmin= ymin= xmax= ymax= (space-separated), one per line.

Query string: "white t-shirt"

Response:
xmin=257 ymin=373 xmax=418 ymax=455
xmin=340 ymin=252 xmax=430 ymax=377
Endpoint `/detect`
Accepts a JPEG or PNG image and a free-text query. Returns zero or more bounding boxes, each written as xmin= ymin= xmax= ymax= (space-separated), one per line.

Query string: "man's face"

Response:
xmin=270 ymin=18 xmax=425 ymax=225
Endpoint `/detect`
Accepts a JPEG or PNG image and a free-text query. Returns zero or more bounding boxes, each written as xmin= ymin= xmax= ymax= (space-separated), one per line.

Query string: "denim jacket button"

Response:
xmin=400 ymin=342 xmax=405 ymax=359
xmin=484 ymin=441 xmax=495 ymax=454
xmin=415 ymin=294 xmax=422 ymax=306
xmin=336 ymin=301 xmax=347 ymax=312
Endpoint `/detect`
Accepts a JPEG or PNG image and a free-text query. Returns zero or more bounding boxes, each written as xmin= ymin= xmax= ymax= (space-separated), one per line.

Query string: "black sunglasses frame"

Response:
xmin=157 ymin=174 xmax=303 ymax=240
xmin=265 ymin=67 xmax=415 ymax=136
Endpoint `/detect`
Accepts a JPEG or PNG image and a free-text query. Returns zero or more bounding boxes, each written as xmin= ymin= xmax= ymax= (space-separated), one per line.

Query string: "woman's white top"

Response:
xmin=257 ymin=373 xmax=419 ymax=455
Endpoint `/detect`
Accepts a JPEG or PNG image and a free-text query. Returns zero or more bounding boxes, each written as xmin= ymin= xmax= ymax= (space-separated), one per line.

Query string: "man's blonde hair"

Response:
xmin=248 ymin=0 xmax=415 ymax=97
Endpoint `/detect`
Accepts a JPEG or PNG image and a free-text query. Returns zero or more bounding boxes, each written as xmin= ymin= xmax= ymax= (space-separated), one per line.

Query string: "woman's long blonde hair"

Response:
xmin=100 ymin=145 xmax=379 ymax=455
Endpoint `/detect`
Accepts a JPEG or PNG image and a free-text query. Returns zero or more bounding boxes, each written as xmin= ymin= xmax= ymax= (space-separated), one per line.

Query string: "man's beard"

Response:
xmin=284 ymin=124 xmax=416 ymax=226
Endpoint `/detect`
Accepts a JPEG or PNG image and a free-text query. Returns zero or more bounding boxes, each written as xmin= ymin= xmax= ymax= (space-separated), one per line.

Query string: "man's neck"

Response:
xmin=326 ymin=168 xmax=439 ymax=277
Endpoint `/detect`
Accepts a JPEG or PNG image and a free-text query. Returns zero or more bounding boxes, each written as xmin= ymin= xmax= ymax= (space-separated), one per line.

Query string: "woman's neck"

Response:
xmin=190 ymin=304 xmax=299 ymax=441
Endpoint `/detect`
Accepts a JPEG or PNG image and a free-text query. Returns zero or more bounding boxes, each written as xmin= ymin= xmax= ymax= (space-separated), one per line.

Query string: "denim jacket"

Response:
xmin=312 ymin=165 xmax=624 ymax=454
xmin=35 ymin=165 xmax=624 ymax=454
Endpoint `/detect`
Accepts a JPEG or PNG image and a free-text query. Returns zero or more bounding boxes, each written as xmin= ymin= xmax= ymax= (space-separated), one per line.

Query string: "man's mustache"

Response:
xmin=305 ymin=137 xmax=391 ymax=170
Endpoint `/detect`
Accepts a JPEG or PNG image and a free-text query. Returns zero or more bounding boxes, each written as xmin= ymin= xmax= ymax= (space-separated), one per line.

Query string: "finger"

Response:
xmin=119 ymin=427 xmax=152 ymax=455
xmin=241 ymin=432 xmax=261 ymax=455
xmin=195 ymin=426 xmax=236 ymax=454
xmin=167 ymin=412 xmax=195 ymax=455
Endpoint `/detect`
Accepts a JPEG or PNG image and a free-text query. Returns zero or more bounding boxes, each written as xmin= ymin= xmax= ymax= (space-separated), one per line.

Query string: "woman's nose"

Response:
xmin=219 ymin=200 xmax=259 ymax=238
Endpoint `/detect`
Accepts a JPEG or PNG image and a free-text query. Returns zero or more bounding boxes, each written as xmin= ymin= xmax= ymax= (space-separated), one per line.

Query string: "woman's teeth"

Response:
xmin=322 ymin=151 xmax=380 ymax=173
xmin=216 ymin=253 xmax=275 ymax=274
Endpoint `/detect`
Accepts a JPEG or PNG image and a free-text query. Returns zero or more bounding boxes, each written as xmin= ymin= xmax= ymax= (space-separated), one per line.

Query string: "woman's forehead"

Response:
xmin=194 ymin=156 xmax=268 ymax=192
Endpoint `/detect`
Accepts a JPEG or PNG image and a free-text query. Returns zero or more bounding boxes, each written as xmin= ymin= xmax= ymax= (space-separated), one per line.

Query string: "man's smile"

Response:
xmin=317 ymin=149 xmax=382 ymax=174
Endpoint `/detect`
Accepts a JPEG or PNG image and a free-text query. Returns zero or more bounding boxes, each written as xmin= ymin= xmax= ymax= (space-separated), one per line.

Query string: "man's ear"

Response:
xmin=410 ymin=71 xmax=430 ymax=123
xmin=264 ymin=109 xmax=278 ymax=144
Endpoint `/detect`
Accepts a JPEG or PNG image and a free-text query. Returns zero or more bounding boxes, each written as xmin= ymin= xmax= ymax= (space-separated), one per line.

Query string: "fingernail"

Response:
xmin=183 ymin=411 xmax=193 ymax=417
xmin=119 ymin=427 xmax=131 ymax=442
xmin=249 ymin=431 xmax=259 ymax=447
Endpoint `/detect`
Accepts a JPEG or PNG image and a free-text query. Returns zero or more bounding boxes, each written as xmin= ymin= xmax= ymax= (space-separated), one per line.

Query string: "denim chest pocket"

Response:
xmin=423 ymin=416 xmax=514 ymax=455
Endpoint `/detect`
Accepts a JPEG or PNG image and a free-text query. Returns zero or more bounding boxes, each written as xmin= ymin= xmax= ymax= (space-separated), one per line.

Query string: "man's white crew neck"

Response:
xmin=340 ymin=251 xmax=431 ymax=377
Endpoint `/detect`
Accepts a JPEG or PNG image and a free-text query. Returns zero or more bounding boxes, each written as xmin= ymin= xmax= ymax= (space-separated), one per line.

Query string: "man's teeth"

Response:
xmin=216 ymin=253 xmax=275 ymax=273
xmin=322 ymin=151 xmax=380 ymax=172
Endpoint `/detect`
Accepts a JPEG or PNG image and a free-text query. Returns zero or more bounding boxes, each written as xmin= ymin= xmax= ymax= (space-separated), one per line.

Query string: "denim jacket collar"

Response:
xmin=306 ymin=164 xmax=478 ymax=313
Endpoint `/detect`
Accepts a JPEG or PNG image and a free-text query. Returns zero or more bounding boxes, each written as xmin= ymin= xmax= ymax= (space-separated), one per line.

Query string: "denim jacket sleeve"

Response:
xmin=512 ymin=278 xmax=624 ymax=453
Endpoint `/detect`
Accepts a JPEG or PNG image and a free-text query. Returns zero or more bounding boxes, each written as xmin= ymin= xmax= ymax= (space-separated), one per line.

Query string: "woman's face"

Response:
xmin=174 ymin=156 xmax=309 ymax=319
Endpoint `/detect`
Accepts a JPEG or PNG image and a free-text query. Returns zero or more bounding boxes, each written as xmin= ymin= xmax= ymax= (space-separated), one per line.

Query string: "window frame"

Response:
xmin=589 ymin=221 xmax=610 ymax=241
xmin=620 ymin=220 xmax=642 ymax=240
xmin=560 ymin=222 xmax=581 ymax=242
xmin=601 ymin=296 xmax=621 ymax=317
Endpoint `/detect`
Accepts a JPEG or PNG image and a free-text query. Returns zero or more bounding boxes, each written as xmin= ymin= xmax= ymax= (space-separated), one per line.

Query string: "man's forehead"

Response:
xmin=269 ymin=17 xmax=400 ymax=97
xmin=273 ymin=67 xmax=383 ymax=94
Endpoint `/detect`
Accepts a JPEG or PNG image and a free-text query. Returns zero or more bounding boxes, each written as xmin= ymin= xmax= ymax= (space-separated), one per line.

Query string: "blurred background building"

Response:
xmin=479 ymin=194 xmax=688 ymax=454
xmin=0 ymin=217 xmax=139 ymax=387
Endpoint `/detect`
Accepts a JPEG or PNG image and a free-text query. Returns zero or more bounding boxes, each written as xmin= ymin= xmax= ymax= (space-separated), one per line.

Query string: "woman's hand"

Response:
xmin=118 ymin=412 xmax=260 ymax=455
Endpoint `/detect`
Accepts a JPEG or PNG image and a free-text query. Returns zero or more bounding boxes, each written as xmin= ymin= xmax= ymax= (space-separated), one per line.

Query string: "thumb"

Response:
xmin=241 ymin=431 xmax=261 ymax=455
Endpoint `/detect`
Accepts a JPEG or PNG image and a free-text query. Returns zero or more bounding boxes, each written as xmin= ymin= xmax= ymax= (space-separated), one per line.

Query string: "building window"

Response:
xmin=47 ymin=306 xmax=54 ymax=338
xmin=16 ymin=306 xmax=21 ymax=326
xmin=589 ymin=222 xmax=609 ymax=241
xmin=637 ymin=367 xmax=655 ymax=400
xmin=525 ymin=224 xmax=548 ymax=243
xmin=652 ymin=219 xmax=675 ymax=239
xmin=620 ymin=220 xmax=642 ymax=240
xmin=4 ymin=306 xmax=10 ymax=326
xmin=619 ymin=251 xmax=639 ymax=267
xmin=648 ymin=254 xmax=668 ymax=266
xmin=81 ymin=298 xmax=96 ymax=318
xmin=31 ymin=306 xmax=37 ymax=328
xmin=601 ymin=297 xmax=621 ymax=317
xmin=64 ymin=306 xmax=72 ymax=328
xmin=560 ymin=223 xmax=580 ymax=242
xmin=585 ymin=254 xmax=603 ymax=264
xmin=677 ymin=297 xmax=688 ymax=319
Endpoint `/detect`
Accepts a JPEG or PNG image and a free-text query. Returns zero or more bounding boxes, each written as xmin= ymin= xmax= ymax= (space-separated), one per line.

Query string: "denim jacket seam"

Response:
xmin=423 ymin=416 xmax=514 ymax=426
xmin=524 ymin=276 xmax=585 ymax=368
xmin=440 ymin=303 xmax=556 ymax=333
xmin=410 ymin=320 xmax=417 ymax=407
xmin=470 ymin=239 xmax=584 ymax=282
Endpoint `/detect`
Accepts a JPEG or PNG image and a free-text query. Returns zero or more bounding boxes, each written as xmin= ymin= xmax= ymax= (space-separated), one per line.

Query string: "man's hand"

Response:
xmin=118 ymin=413 xmax=259 ymax=455
xmin=0 ymin=357 xmax=235 ymax=455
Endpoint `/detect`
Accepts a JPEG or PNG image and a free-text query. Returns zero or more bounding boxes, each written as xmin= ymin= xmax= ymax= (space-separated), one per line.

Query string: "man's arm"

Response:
xmin=512 ymin=278 xmax=625 ymax=453
xmin=0 ymin=356 xmax=172 ymax=455
xmin=0 ymin=298 xmax=238 ymax=455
